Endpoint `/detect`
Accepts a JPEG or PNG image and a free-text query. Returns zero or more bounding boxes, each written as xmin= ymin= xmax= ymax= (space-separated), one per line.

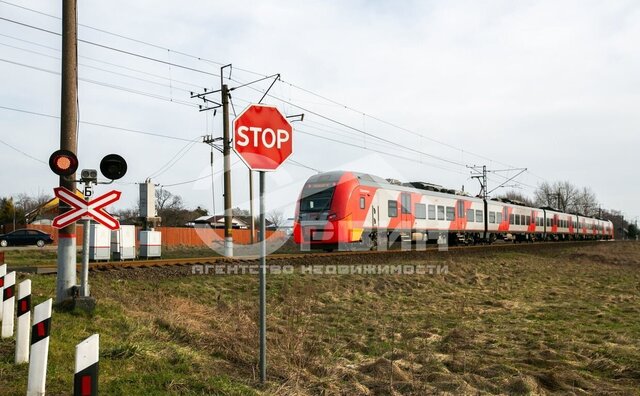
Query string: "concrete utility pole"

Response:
xmin=222 ymin=83 xmax=233 ymax=257
xmin=57 ymin=0 xmax=78 ymax=303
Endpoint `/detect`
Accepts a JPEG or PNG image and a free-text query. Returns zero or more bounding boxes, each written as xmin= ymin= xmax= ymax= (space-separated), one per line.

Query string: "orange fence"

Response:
xmin=14 ymin=224 xmax=282 ymax=247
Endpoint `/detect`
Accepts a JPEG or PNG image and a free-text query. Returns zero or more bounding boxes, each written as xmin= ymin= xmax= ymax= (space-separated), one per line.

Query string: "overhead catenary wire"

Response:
xmin=0 ymin=10 xmax=539 ymax=190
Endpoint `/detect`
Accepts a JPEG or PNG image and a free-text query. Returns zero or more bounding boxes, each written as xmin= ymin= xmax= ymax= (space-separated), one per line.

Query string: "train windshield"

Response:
xmin=300 ymin=186 xmax=335 ymax=212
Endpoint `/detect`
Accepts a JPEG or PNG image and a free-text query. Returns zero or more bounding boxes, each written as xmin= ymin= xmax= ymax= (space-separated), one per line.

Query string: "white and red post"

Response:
xmin=1 ymin=271 xmax=16 ymax=338
xmin=27 ymin=298 xmax=52 ymax=396
xmin=16 ymin=279 xmax=32 ymax=364
xmin=0 ymin=263 xmax=6 ymax=322
xmin=74 ymin=334 xmax=99 ymax=396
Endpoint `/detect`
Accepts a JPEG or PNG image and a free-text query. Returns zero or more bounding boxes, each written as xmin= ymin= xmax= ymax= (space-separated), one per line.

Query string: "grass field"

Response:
xmin=1 ymin=242 xmax=639 ymax=395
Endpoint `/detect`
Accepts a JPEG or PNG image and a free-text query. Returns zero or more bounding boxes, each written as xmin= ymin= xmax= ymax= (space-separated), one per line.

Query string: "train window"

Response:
xmin=467 ymin=209 xmax=475 ymax=222
xmin=496 ymin=212 xmax=502 ymax=223
xmin=476 ymin=210 xmax=483 ymax=223
xmin=489 ymin=212 xmax=496 ymax=224
xmin=359 ymin=196 xmax=366 ymax=209
xmin=521 ymin=215 xmax=526 ymax=225
xmin=401 ymin=193 xmax=411 ymax=214
xmin=547 ymin=218 xmax=551 ymax=227
xmin=515 ymin=215 xmax=521 ymax=225
xmin=446 ymin=207 xmax=455 ymax=221
xmin=509 ymin=214 xmax=514 ymax=224
xmin=388 ymin=200 xmax=398 ymax=218
xmin=457 ymin=201 xmax=465 ymax=218
xmin=437 ymin=206 xmax=445 ymax=220
xmin=415 ymin=203 xmax=426 ymax=219
xmin=428 ymin=205 xmax=436 ymax=220
xmin=526 ymin=216 xmax=530 ymax=225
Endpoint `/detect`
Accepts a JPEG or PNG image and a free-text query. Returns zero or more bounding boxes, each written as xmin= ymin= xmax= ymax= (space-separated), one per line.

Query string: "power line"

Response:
xmin=297 ymin=127 xmax=469 ymax=177
xmin=0 ymin=138 xmax=47 ymax=165
xmin=0 ymin=57 xmax=198 ymax=108
xmin=0 ymin=105 xmax=196 ymax=142
xmin=1 ymin=13 xmax=537 ymax=182
xmin=0 ymin=16 xmax=222 ymax=78
xmin=161 ymin=159 xmax=242 ymax=187
xmin=0 ymin=10 xmax=542 ymax=186
xmin=147 ymin=138 xmax=201 ymax=180
xmin=0 ymin=32 xmax=205 ymax=91
xmin=0 ymin=0 xmax=265 ymax=77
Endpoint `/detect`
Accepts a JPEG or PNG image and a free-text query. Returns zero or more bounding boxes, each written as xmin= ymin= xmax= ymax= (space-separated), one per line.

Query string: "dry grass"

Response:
xmin=1 ymin=241 xmax=639 ymax=394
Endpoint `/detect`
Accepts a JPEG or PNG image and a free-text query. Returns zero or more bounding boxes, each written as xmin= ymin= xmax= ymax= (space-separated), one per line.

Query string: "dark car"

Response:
xmin=0 ymin=229 xmax=54 ymax=247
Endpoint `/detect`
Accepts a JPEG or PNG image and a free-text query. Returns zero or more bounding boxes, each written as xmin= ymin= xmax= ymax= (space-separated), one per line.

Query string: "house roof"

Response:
xmin=193 ymin=215 xmax=273 ymax=227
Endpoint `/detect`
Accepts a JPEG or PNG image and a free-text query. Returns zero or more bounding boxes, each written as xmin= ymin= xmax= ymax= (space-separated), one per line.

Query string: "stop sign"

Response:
xmin=233 ymin=104 xmax=293 ymax=171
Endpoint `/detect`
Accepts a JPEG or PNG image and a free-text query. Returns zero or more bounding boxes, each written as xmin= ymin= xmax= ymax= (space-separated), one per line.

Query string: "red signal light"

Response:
xmin=49 ymin=149 xmax=78 ymax=176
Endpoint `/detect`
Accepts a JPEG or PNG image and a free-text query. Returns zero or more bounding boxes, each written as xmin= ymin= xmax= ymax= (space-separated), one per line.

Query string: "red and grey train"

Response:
xmin=293 ymin=171 xmax=614 ymax=250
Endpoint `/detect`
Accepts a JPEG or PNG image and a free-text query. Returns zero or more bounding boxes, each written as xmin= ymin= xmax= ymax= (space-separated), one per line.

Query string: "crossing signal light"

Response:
xmin=100 ymin=154 xmax=127 ymax=180
xmin=49 ymin=149 xmax=78 ymax=176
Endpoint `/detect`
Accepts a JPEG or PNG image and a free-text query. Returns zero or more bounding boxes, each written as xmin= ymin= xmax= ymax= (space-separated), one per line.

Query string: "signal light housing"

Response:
xmin=49 ymin=149 xmax=78 ymax=177
xmin=100 ymin=154 xmax=127 ymax=180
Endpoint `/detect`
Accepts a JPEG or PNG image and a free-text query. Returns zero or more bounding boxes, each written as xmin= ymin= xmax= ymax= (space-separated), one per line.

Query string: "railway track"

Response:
xmin=15 ymin=240 xmax=608 ymax=274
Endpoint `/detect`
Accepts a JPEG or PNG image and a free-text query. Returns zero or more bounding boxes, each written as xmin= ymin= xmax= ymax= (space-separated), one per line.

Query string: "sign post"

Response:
xmin=52 ymin=186 xmax=121 ymax=303
xmin=233 ymin=104 xmax=292 ymax=384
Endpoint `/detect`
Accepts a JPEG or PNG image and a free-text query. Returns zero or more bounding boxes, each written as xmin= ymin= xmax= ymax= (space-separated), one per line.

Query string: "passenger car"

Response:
xmin=0 ymin=229 xmax=55 ymax=247
xmin=293 ymin=171 xmax=614 ymax=250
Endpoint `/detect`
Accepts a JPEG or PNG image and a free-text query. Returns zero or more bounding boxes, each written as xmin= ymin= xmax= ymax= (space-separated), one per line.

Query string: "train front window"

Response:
xmin=300 ymin=187 xmax=336 ymax=212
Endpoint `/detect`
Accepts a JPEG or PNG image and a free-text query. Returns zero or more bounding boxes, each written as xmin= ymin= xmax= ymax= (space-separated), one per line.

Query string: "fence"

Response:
xmin=3 ymin=224 xmax=283 ymax=248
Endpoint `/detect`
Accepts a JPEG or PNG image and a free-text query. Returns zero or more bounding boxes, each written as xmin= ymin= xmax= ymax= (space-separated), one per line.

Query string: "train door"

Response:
xmin=400 ymin=192 xmax=412 ymax=232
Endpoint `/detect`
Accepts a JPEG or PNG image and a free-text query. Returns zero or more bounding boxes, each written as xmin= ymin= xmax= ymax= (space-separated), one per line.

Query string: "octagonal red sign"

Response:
xmin=233 ymin=104 xmax=293 ymax=171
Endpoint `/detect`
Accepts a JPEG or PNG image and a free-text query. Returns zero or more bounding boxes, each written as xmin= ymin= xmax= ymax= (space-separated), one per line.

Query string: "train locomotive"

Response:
xmin=293 ymin=171 xmax=614 ymax=250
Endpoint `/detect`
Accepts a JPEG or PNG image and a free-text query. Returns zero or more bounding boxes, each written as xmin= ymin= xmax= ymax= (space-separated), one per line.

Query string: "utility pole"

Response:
xmin=221 ymin=83 xmax=233 ymax=257
xmin=191 ymin=70 xmax=282 ymax=254
xmin=469 ymin=165 xmax=488 ymax=200
xmin=203 ymin=135 xmax=223 ymax=218
xmin=57 ymin=0 xmax=78 ymax=303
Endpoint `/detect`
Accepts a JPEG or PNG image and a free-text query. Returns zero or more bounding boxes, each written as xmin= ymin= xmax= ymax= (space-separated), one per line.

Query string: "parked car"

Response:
xmin=0 ymin=229 xmax=54 ymax=247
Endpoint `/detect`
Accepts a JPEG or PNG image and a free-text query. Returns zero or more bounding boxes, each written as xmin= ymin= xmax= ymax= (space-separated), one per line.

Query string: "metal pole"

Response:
xmin=222 ymin=84 xmax=233 ymax=257
xmin=210 ymin=145 xmax=216 ymax=217
xmin=57 ymin=0 xmax=78 ymax=303
xmin=259 ymin=171 xmax=266 ymax=383
xmin=80 ymin=219 xmax=90 ymax=297
xmin=249 ymin=170 xmax=255 ymax=244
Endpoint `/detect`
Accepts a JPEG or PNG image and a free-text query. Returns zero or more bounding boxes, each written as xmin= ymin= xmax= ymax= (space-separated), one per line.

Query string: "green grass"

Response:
xmin=1 ymin=242 xmax=639 ymax=394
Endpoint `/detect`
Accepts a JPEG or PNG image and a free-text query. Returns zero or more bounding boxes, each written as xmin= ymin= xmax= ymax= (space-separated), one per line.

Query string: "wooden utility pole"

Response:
xmin=57 ymin=0 xmax=78 ymax=303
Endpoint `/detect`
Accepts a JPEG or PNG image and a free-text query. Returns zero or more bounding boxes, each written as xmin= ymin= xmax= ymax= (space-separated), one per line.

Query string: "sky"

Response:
xmin=0 ymin=0 xmax=638 ymax=222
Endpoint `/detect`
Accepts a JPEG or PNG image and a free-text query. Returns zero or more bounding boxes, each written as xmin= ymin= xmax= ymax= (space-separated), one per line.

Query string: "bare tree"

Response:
xmin=573 ymin=186 xmax=598 ymax=216
xmin=266 ymin=209 xmax=285 ymax=229
xmin=534 ymin=181 xmax=597 ymax=214
xmin=495 ymin=190 xmax=534 ymax=206
xmin=534 ymin=181 xmax=555 ymax=207
xmin=155 ymin=189 xmax=183 ymax=212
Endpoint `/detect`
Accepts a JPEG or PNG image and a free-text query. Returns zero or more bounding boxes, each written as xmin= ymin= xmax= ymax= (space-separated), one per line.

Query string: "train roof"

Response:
xmin=307 ymin=172 xmax=613 ymax=224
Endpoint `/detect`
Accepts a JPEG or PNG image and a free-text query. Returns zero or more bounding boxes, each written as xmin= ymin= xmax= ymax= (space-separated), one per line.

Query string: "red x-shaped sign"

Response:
xmin=52 ymin=187 xmax=121 ymax=230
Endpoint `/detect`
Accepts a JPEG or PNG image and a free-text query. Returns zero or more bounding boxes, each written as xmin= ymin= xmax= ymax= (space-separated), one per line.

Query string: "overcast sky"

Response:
xmin=0 ymin=0 xmax=638 ymax=222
